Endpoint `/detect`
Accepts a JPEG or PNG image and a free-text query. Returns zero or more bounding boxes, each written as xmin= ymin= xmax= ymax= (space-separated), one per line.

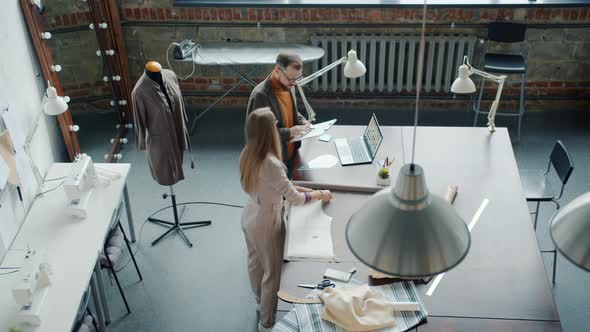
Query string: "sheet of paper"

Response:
xmin=290 ymin=119 xmax=337 ymax=142
xmin=0 ymin=204 xmax=18 ymax=257
xmin=284 ymin=200 xmax=335 ymax=261
xmin=14 ymin=150 xmax=36 ymax=210
xmin=1 ymin=107 xmax=25 ymax=151
xmin=310 ymin=119 xmax=337 ymax=130
xmin=0 ymin=154 xmax=8 ymax=190
xmin=299 ymin=154 xmax=338 ymax=170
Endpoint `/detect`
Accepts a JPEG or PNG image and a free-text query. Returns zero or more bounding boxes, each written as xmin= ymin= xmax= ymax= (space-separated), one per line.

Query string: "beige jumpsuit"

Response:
xmin=241 ymin=156 xmax=306 ymax=328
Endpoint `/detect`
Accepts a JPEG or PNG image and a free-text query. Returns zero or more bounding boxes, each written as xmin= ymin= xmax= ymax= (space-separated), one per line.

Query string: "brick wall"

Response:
xmin=42 ymin=3 xmax=590 ymax=112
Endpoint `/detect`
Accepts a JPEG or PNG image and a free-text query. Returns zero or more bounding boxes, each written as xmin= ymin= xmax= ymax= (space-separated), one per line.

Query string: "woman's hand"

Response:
xmin=319 ymin=190 xmax=333 ymax=202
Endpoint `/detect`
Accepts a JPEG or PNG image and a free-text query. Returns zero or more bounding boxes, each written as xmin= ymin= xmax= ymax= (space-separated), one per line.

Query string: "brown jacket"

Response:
xmin=246 ymin=77 xmax=306 ymax=162
xmin=132 ymin=69 xmax=192 ymax=186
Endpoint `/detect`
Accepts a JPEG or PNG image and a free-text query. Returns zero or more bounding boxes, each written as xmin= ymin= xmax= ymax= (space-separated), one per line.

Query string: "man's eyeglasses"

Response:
xmin=278 ymin=67 xmax=303 ymax=84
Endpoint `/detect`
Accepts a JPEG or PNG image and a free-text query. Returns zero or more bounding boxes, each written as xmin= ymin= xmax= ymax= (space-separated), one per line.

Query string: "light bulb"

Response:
xmin=41 ymin=32 xmax=52 ymax=39
xmin=51 ymin=65 xmax=62 ymax=72
xmin=103 ymin=76 xmax=109 ymax=82
xmin=113 ymin=76 xmax=121 ymax=81
xmin=99 ymin=23 xmax=108 ymax=29
xmin=106 ymin=50 xmax=115 ymax=56
xmin=64 ymin=96 xmax=70 ymax=103
xmin=69 ymin=125 xmax=79 ymax=132
xmin=89 ymin=23 xmax=95 ymax=30
xmin=119 ymin=100 xmax=127 ymax=105
xmin=96 ymin=50 xmax=101 ymax=56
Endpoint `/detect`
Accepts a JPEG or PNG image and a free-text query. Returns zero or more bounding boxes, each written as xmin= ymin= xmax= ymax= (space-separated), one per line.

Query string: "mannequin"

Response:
xmin=131 ymin=61 xmax=211 ymax=248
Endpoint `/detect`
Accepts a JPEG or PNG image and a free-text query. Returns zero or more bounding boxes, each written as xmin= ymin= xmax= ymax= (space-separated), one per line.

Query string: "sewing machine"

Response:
xmin=63 ymin=154 xmax=97 ymax=218
xmin=63 ymin=154 xmax=121 ymax=218
xmin=12 ymin=249 xmax=51 ymax=326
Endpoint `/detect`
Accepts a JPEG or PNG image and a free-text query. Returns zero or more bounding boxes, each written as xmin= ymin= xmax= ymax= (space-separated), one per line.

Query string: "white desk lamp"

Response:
xmin=24 ymin=81 xmax=70 ymax=185
xmin=296 ymin=49 xmax=366 ymax=122
xmin=451 ymin=56 xmax=506 ymax=133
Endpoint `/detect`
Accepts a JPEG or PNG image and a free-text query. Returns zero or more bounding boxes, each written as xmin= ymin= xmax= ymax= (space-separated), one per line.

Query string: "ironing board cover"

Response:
xmin=179 ymin=42 xmax=325 ymax=65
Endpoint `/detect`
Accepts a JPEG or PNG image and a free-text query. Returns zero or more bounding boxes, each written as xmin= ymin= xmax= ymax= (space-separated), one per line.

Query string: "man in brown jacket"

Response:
xmin=246 ymin=53 xmax=311 ymax=175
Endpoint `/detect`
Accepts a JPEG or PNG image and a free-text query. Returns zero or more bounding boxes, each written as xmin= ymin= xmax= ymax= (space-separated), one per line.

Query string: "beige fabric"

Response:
xmin=131 ymin=69 xmax=192 ymax=186
xmin=241 ymin=156 xmax=306 ymax=328
xmin=0 ymin=130 xmax=19 ymax=185
xmin=319 ymin=284 xmax=396 ymax=332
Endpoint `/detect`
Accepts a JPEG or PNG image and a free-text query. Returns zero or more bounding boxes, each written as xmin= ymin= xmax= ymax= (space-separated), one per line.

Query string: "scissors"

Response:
xmin=298 ymin=279 xmax=336 ymax=290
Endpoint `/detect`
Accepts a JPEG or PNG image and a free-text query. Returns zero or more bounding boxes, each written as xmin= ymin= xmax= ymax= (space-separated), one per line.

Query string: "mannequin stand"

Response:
xmin=148 ymin=186 xmax=211 ymax=247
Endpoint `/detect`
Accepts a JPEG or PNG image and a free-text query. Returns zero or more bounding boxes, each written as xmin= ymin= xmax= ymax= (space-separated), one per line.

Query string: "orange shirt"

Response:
xmin=271 ymin=75 xmax=295 ymax=159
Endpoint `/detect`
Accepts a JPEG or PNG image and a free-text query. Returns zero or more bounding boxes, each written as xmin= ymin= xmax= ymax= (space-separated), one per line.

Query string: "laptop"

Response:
xmin=334 ymin=114 xmax=384 ymax=166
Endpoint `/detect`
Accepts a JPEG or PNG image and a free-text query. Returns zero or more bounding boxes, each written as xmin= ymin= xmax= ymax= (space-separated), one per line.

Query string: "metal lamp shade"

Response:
xmin=450 ymin=64 xmax=476 ymax=94
xmin=346 ymin=164 xmax=470 ymax=278
xmin=343 ymin=49 xmax=366 ymax=78
xmin=550 ymin=191 xmax=590 ymax=273
xmin=43 ymin=86 xmax=68 ymax=116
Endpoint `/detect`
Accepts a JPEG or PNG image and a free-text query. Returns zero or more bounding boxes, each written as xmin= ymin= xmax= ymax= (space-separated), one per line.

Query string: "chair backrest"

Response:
xmin=550 ymin=140 xmax=574 ymax=185
xmin=72 ymin=289 xmax=91 ymax=332
xmin=488 ymin=22 xmax=526 ymax=43
xmin=104 ymin=201 xmax=124 ymax=244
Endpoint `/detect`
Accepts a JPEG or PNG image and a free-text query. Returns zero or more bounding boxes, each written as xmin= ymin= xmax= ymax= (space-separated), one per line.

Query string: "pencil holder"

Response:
xmin=376 ymin=166 xmax=391 ymax=186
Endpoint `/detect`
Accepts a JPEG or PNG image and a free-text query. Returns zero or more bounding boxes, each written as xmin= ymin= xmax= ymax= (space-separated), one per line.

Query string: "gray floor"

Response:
xmin=72 ymin=105 xmax=590 ymax=332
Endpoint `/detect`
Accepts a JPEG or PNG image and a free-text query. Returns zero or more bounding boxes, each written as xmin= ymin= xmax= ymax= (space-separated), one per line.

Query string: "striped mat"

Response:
xmin=274 ymin=279 xmax=428 ymax=332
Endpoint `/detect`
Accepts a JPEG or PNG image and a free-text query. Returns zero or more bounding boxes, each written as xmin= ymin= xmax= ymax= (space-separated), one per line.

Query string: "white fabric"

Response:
xmin=180 ymin=42 xmax=325 ymax=65
xmin=284 ymin=201 xmax=335 ymax=261
xmin=319 ymin=285 xmax=397 ymax=331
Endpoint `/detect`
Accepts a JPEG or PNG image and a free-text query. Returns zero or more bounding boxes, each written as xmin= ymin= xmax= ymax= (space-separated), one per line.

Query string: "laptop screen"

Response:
xmin=363 ymin=114 xmax=384 ymax=159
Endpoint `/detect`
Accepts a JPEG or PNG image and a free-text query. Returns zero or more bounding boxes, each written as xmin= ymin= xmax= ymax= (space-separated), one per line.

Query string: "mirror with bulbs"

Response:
xmin=22 ymin=0 xmax=132 ymax=164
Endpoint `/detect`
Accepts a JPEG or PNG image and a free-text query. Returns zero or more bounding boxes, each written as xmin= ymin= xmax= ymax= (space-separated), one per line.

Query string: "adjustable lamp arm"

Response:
xmin=462 ymin=56 xmax=507 ymax=132
xmin=296 ymin=57 xmax=348 ymax=87
xmin=295 ymin=57 xmax=349 ymax=123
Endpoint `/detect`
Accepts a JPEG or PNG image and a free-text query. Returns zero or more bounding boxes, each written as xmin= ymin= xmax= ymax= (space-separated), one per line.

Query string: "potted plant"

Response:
xmin=376 ymin=166 xmax=391 ymax=186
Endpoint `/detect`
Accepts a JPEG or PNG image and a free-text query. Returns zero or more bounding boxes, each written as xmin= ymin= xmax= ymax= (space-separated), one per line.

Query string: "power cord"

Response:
xmin=165 ymin=42 xmax=199 ymax=81
xmin=0 ymin=270 xmax=19 ymax=276
xmin=36 ymin=180 xmax=65 ymax=197
xmin=113 ymin=201 xmax=245 ymax=273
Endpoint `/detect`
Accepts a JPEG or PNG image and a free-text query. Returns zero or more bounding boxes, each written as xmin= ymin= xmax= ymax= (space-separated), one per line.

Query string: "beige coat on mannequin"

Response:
xmin=241 ymin=155 xmax=307 ymax=328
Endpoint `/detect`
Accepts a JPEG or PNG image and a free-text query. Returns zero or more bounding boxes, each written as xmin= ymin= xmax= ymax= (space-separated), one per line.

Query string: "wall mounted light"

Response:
xmin=40 ymin=32 xmax=51 ymax=39
xmin=51 ymin=65 xmax=62 ymax=72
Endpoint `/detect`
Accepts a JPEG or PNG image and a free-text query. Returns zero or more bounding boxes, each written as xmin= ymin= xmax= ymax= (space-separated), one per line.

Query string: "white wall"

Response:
xmin=0 ymin=1 xmax=64 ymax=255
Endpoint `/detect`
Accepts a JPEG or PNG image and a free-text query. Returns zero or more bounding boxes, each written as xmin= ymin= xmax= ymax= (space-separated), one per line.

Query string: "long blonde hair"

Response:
xmin=240 ymin=108 xmax=283 ymax=193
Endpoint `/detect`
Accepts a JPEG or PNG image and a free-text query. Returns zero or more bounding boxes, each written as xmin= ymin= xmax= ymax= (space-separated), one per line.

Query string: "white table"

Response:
xmin=0 ymin=163 xmax=133 ymax=332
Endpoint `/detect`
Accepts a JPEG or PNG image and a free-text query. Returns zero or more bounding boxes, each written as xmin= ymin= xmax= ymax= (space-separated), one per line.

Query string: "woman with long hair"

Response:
xmin=240 ymin=108 xmax=332 ymax=331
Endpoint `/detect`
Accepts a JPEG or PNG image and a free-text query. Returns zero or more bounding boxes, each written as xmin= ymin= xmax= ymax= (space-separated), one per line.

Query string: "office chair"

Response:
xmin=100 ymin=201 xmax=143 ymax=315
xmin=520 ymin=140 xmax=574 ymax=284
xmin=475 ymin=22 xmax=527 ymax=142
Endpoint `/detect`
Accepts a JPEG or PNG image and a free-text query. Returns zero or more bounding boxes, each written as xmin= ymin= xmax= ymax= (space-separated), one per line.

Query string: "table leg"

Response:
xmin=189 ymin=65 xmax=261 ymax=135
xmin=226 ymin=65 xmax=259 ymax=86
xmin=94 ymin=259 xmax=111 ymax=324
xmin=90 ymin=271 xmax=107 ymax=332
xmin=123 ymin=184 xmax=136 ymax=242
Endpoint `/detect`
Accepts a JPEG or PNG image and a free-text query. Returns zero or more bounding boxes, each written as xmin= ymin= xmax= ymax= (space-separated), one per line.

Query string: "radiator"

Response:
xmin=309 ymin=34 xmax=477 ymax=94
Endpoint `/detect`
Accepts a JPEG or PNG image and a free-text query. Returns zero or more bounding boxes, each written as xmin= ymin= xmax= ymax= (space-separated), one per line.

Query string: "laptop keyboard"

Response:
xmin=349 ymin=137 xmax=369 ymax=161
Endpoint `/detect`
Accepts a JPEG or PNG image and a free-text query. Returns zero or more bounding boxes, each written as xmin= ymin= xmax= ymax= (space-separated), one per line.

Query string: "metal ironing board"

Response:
xmin=179 ymin=42 xmax=325 ymax=135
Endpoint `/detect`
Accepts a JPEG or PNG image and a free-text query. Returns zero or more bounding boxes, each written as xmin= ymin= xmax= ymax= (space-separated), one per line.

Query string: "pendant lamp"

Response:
xmin=550 ymin=192 xmax=590 ymax=273
xmin=345 ymin=0 xmax=471 ymax=278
